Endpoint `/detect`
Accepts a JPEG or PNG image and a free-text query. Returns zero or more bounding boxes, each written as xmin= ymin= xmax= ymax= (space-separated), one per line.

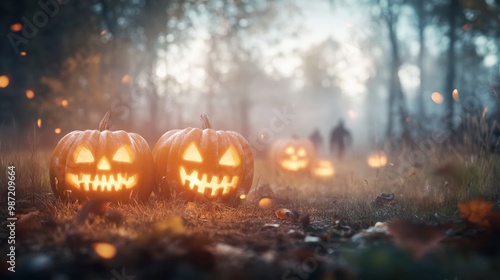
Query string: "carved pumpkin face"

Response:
xmin=367 ymin=151 xmax=388 ymax=168
xmin=270 ymin=139 xmax=316 ymax=172
xmin=153 ymin=115 xmax=254 ymax=202
xmin=50 ymin=130 xmax=154 ymax=201
xmin=311 ymin=159 xmax=335 ymax=179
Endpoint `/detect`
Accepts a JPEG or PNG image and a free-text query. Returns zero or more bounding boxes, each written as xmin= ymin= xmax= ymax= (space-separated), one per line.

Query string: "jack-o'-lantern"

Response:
xmin=153 ymin=114 xmax=254 ymax=202
xmin=49 ymin=112 xmax=155 ymax=201
xmin=269 ymin=137 xmax=316 ymax=172
xmin=367 ymin=151 xmax=388 ymax=168
xmin=311 ymin=159 xmax=335 ymax=179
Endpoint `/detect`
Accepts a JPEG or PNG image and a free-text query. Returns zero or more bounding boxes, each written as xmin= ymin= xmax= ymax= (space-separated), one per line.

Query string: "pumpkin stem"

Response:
xmin=200 ymin=113 xmax=212 ymax=129
xmin=99 ymin=111 xmax=111 ymax=131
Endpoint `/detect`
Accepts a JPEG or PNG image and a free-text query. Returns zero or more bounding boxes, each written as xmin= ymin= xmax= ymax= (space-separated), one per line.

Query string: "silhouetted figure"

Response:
xmin=329 ymin=120 xmax=352 ymax=159
xmin=309 ymin=128 xmax=323 ymax=153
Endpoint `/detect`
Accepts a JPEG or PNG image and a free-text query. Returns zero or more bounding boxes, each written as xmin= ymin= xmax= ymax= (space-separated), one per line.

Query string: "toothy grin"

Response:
xmin=180 ymin=167 xmax=238 ymax=196
xmin=281 ymin=160 xmax=308 ymax=171
xmin=66 ymin=173 xmax=138 ymax=192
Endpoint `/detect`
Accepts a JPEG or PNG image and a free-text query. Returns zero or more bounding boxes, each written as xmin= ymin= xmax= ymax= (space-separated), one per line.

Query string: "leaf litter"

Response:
xmin=4 ymin=194 xmax=500 ymax=279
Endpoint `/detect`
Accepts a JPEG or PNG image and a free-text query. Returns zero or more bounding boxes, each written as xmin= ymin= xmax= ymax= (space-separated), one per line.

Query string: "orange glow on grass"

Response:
xmin=240 ymin=194 xmax=246 ymax=200
xmin=61 ymin=99 xmax=68 ymax=107
xmin=25 ymin=89 xmax=35 ymax=99
xmin=54 ymin=128 xmax=61 ymax=134
xmin=20 ymin=51 xmax=27 ymax=56
xmin=37 ymin=118 xmax=42 ymax=128
xmin=431 ymin=92 xmax=443 ymax=104
xmin=93 ymin=243 xmax=116 ymax=259
xmin=0 ymin=76 xmax=10 ymax=88
xmin=311 ymin=159 xmax=335 ymax=179
xmin=10 ymin=23 xmax=22 ymax=32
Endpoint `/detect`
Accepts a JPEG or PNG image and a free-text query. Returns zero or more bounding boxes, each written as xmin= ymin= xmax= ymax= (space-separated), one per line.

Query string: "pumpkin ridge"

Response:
xmin=50 ymin=126 xmax=154 ymax=202
xmin=153 ymin=117 xmax=254 ymax=202
xmin=228 ymin=131 xmax=254 ymax=194
xmin=164 ymin=128 xmax=194 ymax=187
xmin=153 ymin=130 xmax=181 ymax=191
xmin=50 ymin=132 xmax=81 ymax=193
xmin=152 ymin=129 xmax=179 ymax=158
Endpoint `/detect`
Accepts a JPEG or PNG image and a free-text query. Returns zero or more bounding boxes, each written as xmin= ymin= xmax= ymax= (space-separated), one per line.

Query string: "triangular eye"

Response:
xmin=113 ymin=146 xmax=133 ymax=163
xmin=183 ymin=142 xmax=202 ymax=162
xmin=219 ymin=146 xmax=241 ymax=166
xmin=285 ymin=146 xmax=295 ymax=155
xmin=297 ymin=148 xmax=306 ymax=157
xmin=75 ymin=146 xmax=95 ymax=163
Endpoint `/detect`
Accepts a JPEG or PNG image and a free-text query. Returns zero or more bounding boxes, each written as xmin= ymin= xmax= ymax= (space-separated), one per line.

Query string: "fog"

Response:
xmin=0 ymin=0 xmax=499 ymax=154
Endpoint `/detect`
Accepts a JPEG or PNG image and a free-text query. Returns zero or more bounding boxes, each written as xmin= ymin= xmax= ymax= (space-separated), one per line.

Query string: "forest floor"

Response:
xmin=1 ymin=151 xmax=500 ymax=280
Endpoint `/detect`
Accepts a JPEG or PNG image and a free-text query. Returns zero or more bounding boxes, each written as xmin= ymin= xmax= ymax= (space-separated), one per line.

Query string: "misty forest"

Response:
xmin=1 ymin=0 xmax=500 ymax=279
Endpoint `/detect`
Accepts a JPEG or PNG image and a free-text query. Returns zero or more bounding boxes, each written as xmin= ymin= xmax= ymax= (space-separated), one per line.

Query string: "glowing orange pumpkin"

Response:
xmin=153 ymin=114 xmax=254 ymax=202
xmin=311 ymin=159 xmax=335 ymax=179
xmin=367 ymin=151 xmax=388 ymax=168
xmin=49 ymin=113 xmax=154 ymax=201
xmin=269 ymin=138 xmax=316 ymax=172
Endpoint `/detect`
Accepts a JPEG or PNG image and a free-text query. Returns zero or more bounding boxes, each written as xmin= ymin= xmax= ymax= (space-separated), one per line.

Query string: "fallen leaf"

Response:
xmin=458 ymin=198 xmax=495 ymax=227
xmin=387 ymin=219 xmax=446 ymax=259
xmin=275 ymin=208 xmax=300 ymax=222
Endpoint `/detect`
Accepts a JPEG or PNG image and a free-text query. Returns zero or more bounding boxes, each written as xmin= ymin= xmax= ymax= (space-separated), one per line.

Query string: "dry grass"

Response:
xmin=1 ymin=127 xmax=499 ymax=227
xmin=1 ymin=124 xmax=500 ymax=279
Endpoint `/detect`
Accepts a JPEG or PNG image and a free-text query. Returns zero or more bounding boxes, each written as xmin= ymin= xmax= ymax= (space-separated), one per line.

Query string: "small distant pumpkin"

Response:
xmin=269 ymin=137 xmax=316 ymax=172
xmin=49 ymin=112 xmax=155 ymax=201
xmin=310 ymin=158 xmax=335 ymax=180
xmin=367 ymin=151 xmax=388 ymax=168
xmin=153 ymin=114 xmax=254 ymax=202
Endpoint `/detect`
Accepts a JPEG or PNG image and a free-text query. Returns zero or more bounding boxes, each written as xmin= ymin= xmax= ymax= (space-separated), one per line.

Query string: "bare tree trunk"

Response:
xmin=417 ymin=0 xmax=426 ymax=120
xmin=385 ymin=83 xmax=396 ymax=140
xmin=445 ymin=0 xmax=458 ymax=134
xmin=385 ymin=3 xmax=411 ymax=145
